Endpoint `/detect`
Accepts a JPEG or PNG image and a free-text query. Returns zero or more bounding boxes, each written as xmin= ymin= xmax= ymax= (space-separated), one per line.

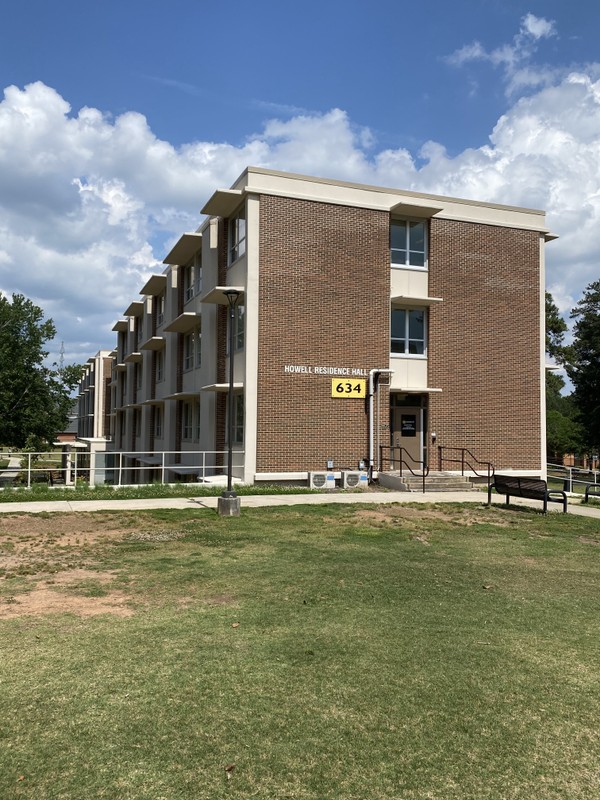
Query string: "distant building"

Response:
xmin=81 ymin=168 xmax=555 ymax=484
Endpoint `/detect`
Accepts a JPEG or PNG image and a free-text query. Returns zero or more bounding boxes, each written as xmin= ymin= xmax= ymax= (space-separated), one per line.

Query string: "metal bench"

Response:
xmin=584 ymin=484 xmax=600 ymax=503
xmin=488 ymin=475 xmax=567 ymax=513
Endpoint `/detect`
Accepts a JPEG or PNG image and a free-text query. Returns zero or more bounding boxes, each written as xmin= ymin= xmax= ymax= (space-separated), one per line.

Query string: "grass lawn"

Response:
xmin=1 ymin=502 xmax=600 ymax=799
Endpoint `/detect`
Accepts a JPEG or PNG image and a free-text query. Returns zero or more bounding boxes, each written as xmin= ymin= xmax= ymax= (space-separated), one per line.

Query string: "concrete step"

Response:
xmin=379 ymin=471 xmax=477 ymax=492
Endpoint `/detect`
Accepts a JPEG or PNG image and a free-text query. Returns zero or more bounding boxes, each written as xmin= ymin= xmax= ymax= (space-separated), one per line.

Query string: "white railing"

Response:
xmin=0 ymin=449 xmax=245 ymax=489
xmin=547 ymin=462 xmax=599 ymax=494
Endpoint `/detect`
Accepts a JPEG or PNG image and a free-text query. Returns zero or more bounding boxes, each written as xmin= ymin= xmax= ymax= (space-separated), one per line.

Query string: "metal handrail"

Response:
xmin=438 ymin=446 xmax=494 ymax=484
xmin=379 ymin=445 xmax=429 ymax=493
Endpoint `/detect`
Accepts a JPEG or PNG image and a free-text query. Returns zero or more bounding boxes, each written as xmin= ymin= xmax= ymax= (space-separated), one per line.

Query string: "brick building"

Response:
xmin=100 ymin=167 xmax=554 ymax=485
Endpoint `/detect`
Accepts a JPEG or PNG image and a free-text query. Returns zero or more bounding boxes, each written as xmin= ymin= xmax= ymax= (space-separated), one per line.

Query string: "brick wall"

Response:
xmin=428 ymin=218 xmax=542 ymax=470
xmin=255 ymin=195 xmax=390 ymax=473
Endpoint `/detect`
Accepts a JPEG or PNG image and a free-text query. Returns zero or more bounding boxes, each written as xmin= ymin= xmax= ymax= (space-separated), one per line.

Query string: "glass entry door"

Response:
xmin=390 ymin=394 xmax=426 ymax=468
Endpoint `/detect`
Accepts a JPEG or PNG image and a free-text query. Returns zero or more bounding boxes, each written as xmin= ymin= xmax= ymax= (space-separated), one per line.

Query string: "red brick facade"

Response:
xmin=256 ymin=195 xmax=390 ymax=473
xmin=428 ymin=219 xmax=542 ymax=470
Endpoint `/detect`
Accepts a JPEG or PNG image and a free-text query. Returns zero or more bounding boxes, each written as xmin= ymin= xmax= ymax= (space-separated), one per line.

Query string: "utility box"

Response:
xmin=308 ymin=472 xmax=336 ymax=489
xmin=341 ymin=471 xmax=369 ymax=489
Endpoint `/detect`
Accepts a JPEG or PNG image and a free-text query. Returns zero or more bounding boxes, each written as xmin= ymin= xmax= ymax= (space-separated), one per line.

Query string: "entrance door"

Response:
xmin=391 ymin=406 xmax=423 ymax=467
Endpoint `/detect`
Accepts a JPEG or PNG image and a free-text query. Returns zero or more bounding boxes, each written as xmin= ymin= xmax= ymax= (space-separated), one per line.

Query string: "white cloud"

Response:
xmin=1 ymin=65 xmax=600 ymax=363
xmin=446 ymin=13 xmax=558 ymax=94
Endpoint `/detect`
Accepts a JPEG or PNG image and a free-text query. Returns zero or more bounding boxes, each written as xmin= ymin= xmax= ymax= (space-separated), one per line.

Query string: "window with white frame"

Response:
xmin=228 ymin=207 xmax=246 ymax=264
xmin=182 ymin=401 xmax=193 ymax=440
xmin=226 ymin=393 xmax=244 ymax=445
xmin=182 ymin=264 xmax=195 ymax=303
xmin=156 ymin=293 xmax=165 ymax=327
xmin=156 ymin=349 xmax=164 ymax=382
xmin=183 ymin=332 xmax=195 ymax=371
xmin=391 ymin=308 xmax=426 ymax=356
xmin=390 ymin=220 xmax=427 ymax=268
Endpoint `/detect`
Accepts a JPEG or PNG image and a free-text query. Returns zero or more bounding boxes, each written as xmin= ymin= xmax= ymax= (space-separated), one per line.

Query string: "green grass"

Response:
xmin=0 ymin=481 xmax=319 ymax=502
xmin=1 ymin=503 xmax=600 ymax=799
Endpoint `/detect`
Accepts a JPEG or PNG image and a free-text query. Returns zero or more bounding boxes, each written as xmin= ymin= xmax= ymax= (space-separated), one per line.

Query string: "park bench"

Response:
xmin=488 ymin=475 xmax=567 ymax=513
xmin=584 ymin=484 xmax=600 ymax=503
xmin=47 ymin=470 xmax=66 ymax=486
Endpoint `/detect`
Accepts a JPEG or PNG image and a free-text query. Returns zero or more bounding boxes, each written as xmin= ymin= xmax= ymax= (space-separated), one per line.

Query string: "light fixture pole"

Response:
xmin=218 ymin=289 xmax=241 ymax=516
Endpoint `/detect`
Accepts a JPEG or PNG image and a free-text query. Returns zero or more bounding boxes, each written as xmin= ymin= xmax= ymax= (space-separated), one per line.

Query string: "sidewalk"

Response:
xmin=0 ymin=490 xmax=599 ymax=519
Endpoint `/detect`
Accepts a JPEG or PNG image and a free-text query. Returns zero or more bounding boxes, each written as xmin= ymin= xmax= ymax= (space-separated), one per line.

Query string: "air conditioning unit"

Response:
xmin=341 ymin=471 xmax=369 ymax=489
xmin=308 ymin=472 xmax=336 ymax=490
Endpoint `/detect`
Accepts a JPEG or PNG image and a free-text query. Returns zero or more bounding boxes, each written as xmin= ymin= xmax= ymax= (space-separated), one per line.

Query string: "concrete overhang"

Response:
xmin=163 ymin=233 xmax=203 ymax=265
xmin=112 ymin=320 xmax=128 ymax=332
xmin=200 ymin=286 xmax=245 ymax=305
xmin=124 ymin=352 xmax=142 ymax=364
xmin=201 ymin=189 xmax=244 ymax=218
xmin=390 ymin=295 xmax=444 ymax=306
xmin=140 ymin=274 xmax=167 ymax=295
xmin=140 ymin=336 xmax=166 ymax=351
xmin=390 ymin=201 xmax=443 ymax=218
xmin=163 ymin=312 xmax=200 ymax=333
xmin=200 ymin=383 xmax=244 ymax=393
xmin=124 ymin=300 xmax=144 ymax=317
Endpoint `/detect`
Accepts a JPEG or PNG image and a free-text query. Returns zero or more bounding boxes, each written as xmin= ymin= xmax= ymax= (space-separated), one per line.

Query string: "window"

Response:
xmin=235 ymin=306 xmax=245 ymax=351
xmin=156 ymin=349 xmax=164 ymax=383
xmin=183 ymin=332 xmax=195 ymax=371
xmin=154 ymin=406 xmax=163 ymax=439
xmin=182 ymin=401 xmax=193 ymax=440
xmin=227 ymin=394 xmax=244 ymax=445
xmin=391 ymin=308 xmax=426 ymax=356
xmin=196 ymin=333 xmax=202 ymax=367
xmin=156 ymin=293 xmax=165 ymax=327
xmin=182 ymin=265 xmax=194 ymax=303
xmin=228 ymin=207 xmax=246 ymax=264
xmin=390 ymin=220 xmax=427 ymax=268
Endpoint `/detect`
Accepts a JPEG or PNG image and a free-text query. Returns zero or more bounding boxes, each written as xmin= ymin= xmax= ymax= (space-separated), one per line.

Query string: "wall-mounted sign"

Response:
xmin=400 ymin=414 xmax=417 ymax=436
xmin=331 ymin=379 xmax=366 ymax=398
xmin=284 ymin=364 xmax=369 ymax=377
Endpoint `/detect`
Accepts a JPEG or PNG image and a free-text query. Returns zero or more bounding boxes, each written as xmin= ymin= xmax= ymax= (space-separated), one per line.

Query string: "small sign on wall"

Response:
xmin=331 ymin=379 xmax=366 ymax=398
xmin=400 ymin=414 xmax=417 ymax=436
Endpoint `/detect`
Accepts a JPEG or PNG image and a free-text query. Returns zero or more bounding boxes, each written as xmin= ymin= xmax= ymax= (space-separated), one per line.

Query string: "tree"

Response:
xmin=545 ymin=292 xmax=583 ymax=461
xmin=545 ymin=291 xmax=569 ymax=364
xmin=0 ymin=293 xmax=81 ymax=448
xmin=567 ymin=280 xmax=600 ymax=454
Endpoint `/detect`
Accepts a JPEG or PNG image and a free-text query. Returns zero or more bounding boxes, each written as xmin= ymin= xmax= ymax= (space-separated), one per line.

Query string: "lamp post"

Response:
xmin=218 ymin=289 xmax=241 ymax=516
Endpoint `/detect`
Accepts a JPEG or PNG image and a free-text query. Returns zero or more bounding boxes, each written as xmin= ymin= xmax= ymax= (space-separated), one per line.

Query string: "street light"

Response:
xmin=218 ymin=289 xmax=241 ymax=516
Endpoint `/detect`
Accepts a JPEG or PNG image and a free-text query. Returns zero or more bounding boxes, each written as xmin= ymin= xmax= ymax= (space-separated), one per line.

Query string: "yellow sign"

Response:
xmin=331 ymin=378 xmax=366 ymax=398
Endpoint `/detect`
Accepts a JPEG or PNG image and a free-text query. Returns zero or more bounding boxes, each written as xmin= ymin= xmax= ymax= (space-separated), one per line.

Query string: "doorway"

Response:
xmin=390 ymin=394 xmax=427 ymax=467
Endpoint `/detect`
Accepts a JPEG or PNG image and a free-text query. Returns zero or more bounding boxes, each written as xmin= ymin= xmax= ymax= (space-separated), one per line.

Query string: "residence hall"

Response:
xmin=104 ymin=167 xmax=554 ymax=485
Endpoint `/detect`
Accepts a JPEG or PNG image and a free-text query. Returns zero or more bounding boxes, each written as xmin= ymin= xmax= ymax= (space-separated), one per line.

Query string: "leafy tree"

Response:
xmin=545 ymin=292 xmax=583 ymax=461
xmin=567 ymin=280 xmax=600 ymax=454
xmin=0 ymin=293 xmax=81 ymax=448
xmin=545 ymin=291 xmax=569 ymax=364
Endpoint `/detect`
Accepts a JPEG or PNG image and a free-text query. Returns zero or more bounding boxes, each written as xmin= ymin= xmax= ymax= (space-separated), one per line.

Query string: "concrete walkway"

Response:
xmin=0 ymin=490 xmax=598 ymax=519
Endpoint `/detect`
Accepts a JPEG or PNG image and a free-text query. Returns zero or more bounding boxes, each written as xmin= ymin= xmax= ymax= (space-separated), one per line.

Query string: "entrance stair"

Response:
xmin=378 ymin=470 xmax=477 ymax=492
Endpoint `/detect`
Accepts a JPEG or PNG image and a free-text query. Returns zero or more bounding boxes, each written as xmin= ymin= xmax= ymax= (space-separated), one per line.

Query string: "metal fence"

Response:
xmin=0 ymin=449 xmax=245 ymax=489
xmin=547 ymin=462 xmax=600 ymax=494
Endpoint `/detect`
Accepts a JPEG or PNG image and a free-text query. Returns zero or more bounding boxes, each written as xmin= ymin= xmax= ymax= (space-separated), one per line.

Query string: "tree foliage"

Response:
xmin=567 ymin=280 xmax=600 ymax=454
xmin=0 ymin=293 xmax=81 ymax=448
xmin=545 ymin=292 xmax=583 ymax=461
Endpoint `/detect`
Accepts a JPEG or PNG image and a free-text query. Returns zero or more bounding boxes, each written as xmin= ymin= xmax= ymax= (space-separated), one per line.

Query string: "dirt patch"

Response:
xmin=0 ymin=569 xmax=134 ymax=618
xmin=579 ymin=536 xmax=600 ymax=546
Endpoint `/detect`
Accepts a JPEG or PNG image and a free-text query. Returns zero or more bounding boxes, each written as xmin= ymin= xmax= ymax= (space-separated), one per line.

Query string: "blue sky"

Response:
xmin=0 ymin=0 xmax=599 ymax=365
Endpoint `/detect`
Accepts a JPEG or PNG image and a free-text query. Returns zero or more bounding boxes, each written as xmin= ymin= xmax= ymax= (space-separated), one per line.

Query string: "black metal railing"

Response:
xmin=379 ymin=445 xmax=429 ymax=493
xmin=438 ymin=446 xmax=494 ymax=484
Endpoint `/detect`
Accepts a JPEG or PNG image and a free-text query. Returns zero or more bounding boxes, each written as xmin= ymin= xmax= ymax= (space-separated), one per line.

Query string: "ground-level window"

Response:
xmin=390 ymin=220 xmax=427 ymax=268
xmin=391 ymin=308 xmax=426 ymax=355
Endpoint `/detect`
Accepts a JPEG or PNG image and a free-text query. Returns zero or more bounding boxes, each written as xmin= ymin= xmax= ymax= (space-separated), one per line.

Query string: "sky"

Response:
xmin=0 ymin=0 xmax=599 ymax=368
